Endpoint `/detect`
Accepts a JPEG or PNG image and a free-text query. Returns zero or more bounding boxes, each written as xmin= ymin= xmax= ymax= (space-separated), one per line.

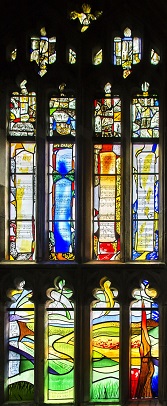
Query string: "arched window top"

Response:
xmin=7 ymin=278 xmax=34 ymax=308
xmin=131 ymin=279 xmax=158 ymax=307
xmin=94 ymin=82 xmax=121 ymax=138
xmin=49 ymin=84 xmax=76 ymax=137
xmin=9 ymin=80 xmax=36 ymax=137
xmin=132 ymin=82 xmax=159 ymax=139
xmin=92 ymin=277 xmax=119 ymax=308
xmin=46 ymin=277 xmax=74 ymax=308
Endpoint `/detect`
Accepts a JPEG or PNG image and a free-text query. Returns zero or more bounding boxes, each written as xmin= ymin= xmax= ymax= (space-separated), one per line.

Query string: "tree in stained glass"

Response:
xmin=130 ymin=280 xmax=159 ymax=399
xmin=132 ymin=83 xmax=159 ymax=260
xmin=94 ymin=144 xmax=121 ymax=260
xmin=30 ymin=27 xmax=56 ymax=76
xmin=91 ymin=277 xmax=120 ymax=401
xmin=49 ymin=144 xmax=75 ymax=260
xmin=7 ymin=279 xmax=34 ymax=401
xmin=49 ymin=96 xmax=76 ymax=136
xmin=94 ymin=83 xmax=121 ymax=137
xmin=45 ymin=278 xmax=74 ymax=402
xmin=10 ymin=143 xmax=36 ymax=260
xmin=9 ymin=83 xmax=36 ymax=136
xmin=114 ymin=27 xmax=141 ymax=78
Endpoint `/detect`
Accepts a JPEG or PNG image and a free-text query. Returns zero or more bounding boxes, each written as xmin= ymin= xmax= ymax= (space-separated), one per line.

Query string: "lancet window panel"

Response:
xmin=45 ymin=278 xmax=74 ymax=402
xmin=94 ymin=93 xmax=121 ymax=138
xmin=6 ymin=279 xmax=35 ymax=402
xmin=49 ymin=96 xmax=76 ymax=137
xmin=131 ymin=83 xmax=159 ymax=261
xmin=90 ymin=278 xmax=120 ymax=401
xmin=9 ymin=143 xmax=36 ymax=261
xmin=94 ymin=144 xmax=121 ymax=260
xmin=9 ymin=91 xmax=36 ymax=137
xmin=48 ymin=143 xmax=75 ymax=261
xmin=130 ymin=280 xmax=159 ymax=399
xmin=93 ymin=83 xmax=121 ymax=261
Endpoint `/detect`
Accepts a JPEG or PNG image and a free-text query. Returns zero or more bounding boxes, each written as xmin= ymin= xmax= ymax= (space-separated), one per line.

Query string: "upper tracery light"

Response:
xmin=30 ymin=27 xmax=56 ymax=76
xmin=70 ymin=3 xmax=103 ymax=32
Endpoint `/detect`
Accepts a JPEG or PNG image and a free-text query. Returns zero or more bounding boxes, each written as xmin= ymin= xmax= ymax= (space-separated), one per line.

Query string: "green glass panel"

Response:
xmin=45 ymin=279 xmax=74 ymax=402
xmin=91 ymin=278 xmax=120 ymax=401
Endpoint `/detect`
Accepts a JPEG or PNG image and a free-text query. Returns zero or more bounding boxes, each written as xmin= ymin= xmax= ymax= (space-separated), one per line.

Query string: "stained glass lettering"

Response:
xmin=132 ymin=144 xmax=159 ymax=260
xmin=130 ymin=280 xmax=159 ymax=399
xmin=45 ymin=279 xmax=74 ymax=402
xmin=10 ymin=143 xmax=36 ymax=260
xmin=91 ymin=278 xmax=120 ymax=401
xmin=94 ymin=144 xmax=121 ymax=260
xmin=7 ymin=280 xmax=34 ymax=401
xmin=49 ymin=144 xmax=75 ymax=260
xmin=49 ymin=97 xmax=76 ymax=136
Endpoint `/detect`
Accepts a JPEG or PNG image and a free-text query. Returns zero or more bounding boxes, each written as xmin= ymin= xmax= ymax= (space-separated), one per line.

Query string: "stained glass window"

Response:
xmin=94 ymin=83 xmax=121 ymax=137
xmin=11 ymin=48 xmax=17 ymax=61
xmin=49 ymin=96 xmax=76 ymax=137
xmin=94 ymin=144 xmax=121 ymax=260
xmin=151 ymin=49 xmax=160 ymax=65
xmin=91 ymin=277 xmax=120 ymax=401
xmin=93 ymin=49 xmax=102 ymax=65
xmin=49 ymin=144 xmax=75 ymax=260
xmin=7 ymin=279 xmax=34 ymax=401
xmin=130 ymin=280 xmax=159 ymax=399
xmin=9 ymin=143 xmax=36 ymax=260
xmin=8 ymin=84 xmax=36 ymax=261
xmin=114 ymin=27 xmax=141 ymax=78
xmin=9 ymin=89 xmax=36 ymax=136
xmin=69 ymin=48 xmax=76 ymax=64
xmin=94 ymin=83 xmax=121 ymax=260
xmin=132 ymin=83 xmax=159 ymax=260
xmin=30 ymin=27 xmax=56 ymax=76
xmin=45 ymin=278 xmax=74 ymax=402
